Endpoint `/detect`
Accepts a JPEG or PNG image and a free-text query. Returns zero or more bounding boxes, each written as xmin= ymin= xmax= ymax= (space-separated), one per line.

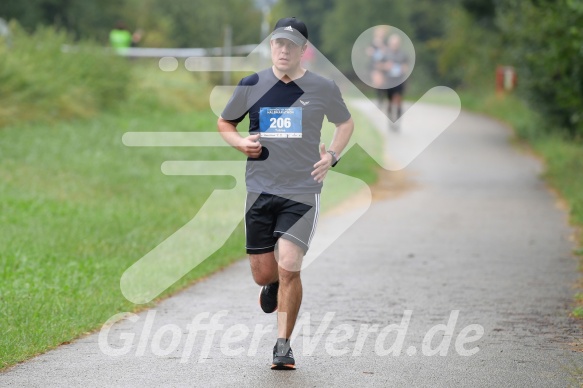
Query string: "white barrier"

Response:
xmin=61 ymin=44 xmax=258 ymax=58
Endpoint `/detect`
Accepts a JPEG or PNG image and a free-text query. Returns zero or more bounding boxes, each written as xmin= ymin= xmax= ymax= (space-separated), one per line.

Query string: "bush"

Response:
xmin=497 ymin=0 xmax=583 ymax=138
xmin=432 ymin=6 xmax=501 ymax=89
xmin=0 ymin=21 xmax=131 ymax=127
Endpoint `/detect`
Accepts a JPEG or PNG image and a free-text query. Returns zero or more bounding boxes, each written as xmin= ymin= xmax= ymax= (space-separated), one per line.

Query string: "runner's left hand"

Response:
xmin=311 ymin=143 xmax=334 ymax=183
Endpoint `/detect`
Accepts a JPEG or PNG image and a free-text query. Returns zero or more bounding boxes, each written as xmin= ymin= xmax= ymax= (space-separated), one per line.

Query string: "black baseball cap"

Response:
xmin=271 ymin=17 xmax=308 ymax=46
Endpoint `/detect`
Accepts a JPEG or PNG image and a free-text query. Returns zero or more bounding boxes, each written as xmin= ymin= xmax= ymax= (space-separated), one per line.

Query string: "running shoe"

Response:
xmin=271 ymin=338 xmax=295 ymax=370
xmin=259 ymin=281 xmax=279 ymax=313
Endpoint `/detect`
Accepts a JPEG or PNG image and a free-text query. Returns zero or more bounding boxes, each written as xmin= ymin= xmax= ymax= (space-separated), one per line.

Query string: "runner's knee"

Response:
xmin=249 ymin=253 xmax=278 ymax=285
xmin=278 ymin=267 xmax=301 ymax=284
xmin=276 ymin=239 xmax=304 ymax=273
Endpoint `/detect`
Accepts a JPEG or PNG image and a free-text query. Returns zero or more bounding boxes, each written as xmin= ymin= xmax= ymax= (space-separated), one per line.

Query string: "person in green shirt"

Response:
xmin=109 ymin=21 xmax=132 ymax=54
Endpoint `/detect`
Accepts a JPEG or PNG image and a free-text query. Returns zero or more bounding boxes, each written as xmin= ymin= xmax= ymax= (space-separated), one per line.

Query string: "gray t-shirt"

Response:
xmin=384 ymin=49 xmax=408 ymax=84
xmin=221 ymin=68 xmax=351 ymax=194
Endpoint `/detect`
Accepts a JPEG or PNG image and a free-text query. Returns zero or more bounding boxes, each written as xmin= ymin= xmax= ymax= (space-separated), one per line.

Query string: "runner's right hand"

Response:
xmin=238 ymin=134 xmax=262 ymax=158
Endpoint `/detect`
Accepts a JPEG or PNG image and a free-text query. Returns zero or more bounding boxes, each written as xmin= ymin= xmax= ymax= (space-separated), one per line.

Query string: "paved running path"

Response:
xmin=2 ymin=103 xmax=583 ymax=387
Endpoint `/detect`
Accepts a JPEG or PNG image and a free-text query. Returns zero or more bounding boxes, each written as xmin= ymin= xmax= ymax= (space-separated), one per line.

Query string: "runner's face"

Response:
xmin=271 ymin=38 xmax=304 ymax=73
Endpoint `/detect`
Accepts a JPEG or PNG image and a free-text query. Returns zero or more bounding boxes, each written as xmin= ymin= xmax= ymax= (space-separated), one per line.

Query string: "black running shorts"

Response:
xmin=245 ymin=192 xmax=320 ymax=254
xmin=387 ymin=81 xmax=405 ymax=99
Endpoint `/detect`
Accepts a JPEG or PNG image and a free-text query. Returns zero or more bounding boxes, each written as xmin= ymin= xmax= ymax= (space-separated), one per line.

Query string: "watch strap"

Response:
xmin=327 ymin=150 xmax=339 ymax=167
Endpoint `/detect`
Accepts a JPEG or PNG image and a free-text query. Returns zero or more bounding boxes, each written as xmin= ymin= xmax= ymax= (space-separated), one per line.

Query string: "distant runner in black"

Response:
xmin=382 ymin=33 xmax=409 ymax=130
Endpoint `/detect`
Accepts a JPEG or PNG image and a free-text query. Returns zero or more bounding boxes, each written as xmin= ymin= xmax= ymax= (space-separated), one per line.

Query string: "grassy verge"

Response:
xmin=0 ymin=63 xmax=382 ymax=369
xmin=452 ymin=89 xmax=583 ymax=316
xmin=0 ymin=23 xmax=132 ymax=127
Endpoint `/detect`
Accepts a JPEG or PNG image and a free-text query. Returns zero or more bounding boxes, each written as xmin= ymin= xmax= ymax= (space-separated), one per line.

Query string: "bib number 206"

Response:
xmin=269 ymin=117 xmax=292 ymax=129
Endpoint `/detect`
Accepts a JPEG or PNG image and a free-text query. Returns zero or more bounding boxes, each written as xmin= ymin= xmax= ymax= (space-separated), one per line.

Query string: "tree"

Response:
xmin=432 ymin=5 xmax=502 ymax=88
xmin=153 ymin=0 xmax=261 ymax=48
xmin=408 ymin=0 xmax=456 ymax=89
xmin=274 ymin=0 xmax=335 ymax=49
xmin=498 ymin=0 xmax=583 ymax=137
xmin=0 ymin=0 xmax=262 ymax=47
xmin=320 ymin=0 xmax=412 ymax=74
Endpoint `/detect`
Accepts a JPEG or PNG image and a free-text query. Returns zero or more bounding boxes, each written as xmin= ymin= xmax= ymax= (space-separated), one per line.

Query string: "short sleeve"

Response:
xmin=325 ymin=80 xmax=351 ymax=124
xmin=221 ymin=79 xmax=249 ymax=123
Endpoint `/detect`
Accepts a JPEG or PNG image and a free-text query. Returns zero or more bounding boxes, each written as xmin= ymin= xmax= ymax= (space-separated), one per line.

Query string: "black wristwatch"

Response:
xmin=327 ymin=150 xmax=339 ymax=167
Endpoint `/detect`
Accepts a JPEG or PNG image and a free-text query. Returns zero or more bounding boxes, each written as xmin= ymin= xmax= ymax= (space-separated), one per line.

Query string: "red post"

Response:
xmin=496 ymin=66 xmax=517 ymax=95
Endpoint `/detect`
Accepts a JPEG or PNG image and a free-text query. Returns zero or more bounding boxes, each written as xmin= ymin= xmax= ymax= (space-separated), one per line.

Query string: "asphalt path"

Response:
xmin=2 ymin=102 xmax=583 ymax=387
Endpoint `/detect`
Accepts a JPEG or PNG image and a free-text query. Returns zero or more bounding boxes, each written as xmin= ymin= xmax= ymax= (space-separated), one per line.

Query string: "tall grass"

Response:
xmin=0 ymin=22 xmax=134 ymax=127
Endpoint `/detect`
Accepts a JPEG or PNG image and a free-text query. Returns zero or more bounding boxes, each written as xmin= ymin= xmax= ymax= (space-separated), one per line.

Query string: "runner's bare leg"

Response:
xmin=249 ymin=252 xmax=279 ymax=285
xmin=275 ymin=238 xmax=304 ymax=339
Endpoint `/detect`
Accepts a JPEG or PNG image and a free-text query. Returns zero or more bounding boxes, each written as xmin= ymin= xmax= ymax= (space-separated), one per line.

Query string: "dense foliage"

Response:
xmin=0 ymin=22 xmax=131 ymax=126
xmin=498 ymin=0 xmax=583 ymax=138
xmin=0 ymin=0 xmax=581 ymax=137
xmin=0 ymin=0 xmax=262 ymax=47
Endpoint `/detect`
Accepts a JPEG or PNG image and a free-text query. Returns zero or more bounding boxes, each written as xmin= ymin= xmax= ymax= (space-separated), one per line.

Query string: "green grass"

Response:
xmin=0 ymin=108 xmax=237 ymax=368
xmin=572 ymin=307 xmax=583 ymax=319
xmin=0 ymin=66 xmax=382 ymax=368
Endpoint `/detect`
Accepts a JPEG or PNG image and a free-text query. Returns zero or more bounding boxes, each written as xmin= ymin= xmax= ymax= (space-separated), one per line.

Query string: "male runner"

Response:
xmin=217 ymin=17 xmax=354 ymax=370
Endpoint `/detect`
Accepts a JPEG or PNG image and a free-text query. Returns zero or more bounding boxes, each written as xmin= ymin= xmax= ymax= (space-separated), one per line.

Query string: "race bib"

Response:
xmin=259 ymin=107 xmax=302 ymax=138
